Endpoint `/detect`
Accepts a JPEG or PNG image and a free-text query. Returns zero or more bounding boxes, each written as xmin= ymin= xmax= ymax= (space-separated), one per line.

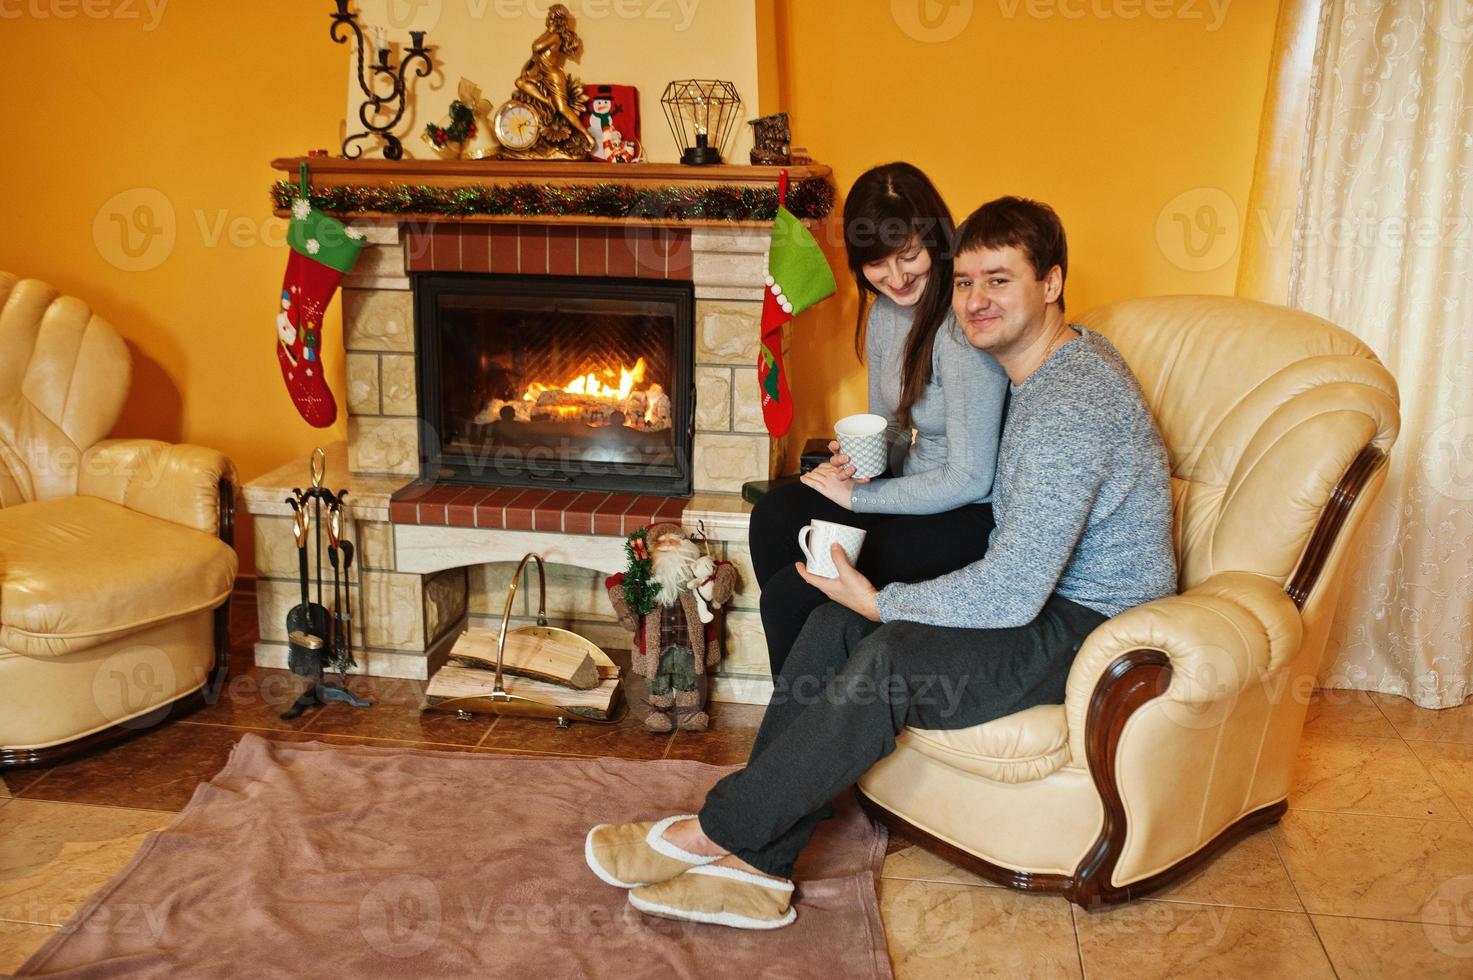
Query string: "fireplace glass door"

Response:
xmin=415 ymin=274 xmax=694 ymax=495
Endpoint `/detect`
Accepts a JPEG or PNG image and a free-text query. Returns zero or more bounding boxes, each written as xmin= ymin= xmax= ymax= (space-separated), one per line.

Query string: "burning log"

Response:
xmin=478 ymin=392 xmax=672 ymax=430
xmin=474 ymin=356 xmax=672 ymax=430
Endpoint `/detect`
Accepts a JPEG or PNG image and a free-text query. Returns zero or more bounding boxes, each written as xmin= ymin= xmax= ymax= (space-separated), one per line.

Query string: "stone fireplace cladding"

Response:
xmin=246 ymin=219 xmax=786 ymax=704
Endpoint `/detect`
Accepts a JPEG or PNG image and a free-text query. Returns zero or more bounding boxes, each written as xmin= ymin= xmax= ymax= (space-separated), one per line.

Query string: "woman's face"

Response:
xmin=862 ymin=236 xmax=932 ymax=307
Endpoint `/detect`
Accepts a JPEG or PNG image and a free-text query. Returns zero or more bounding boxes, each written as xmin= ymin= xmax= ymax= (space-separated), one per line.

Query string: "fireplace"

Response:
xmin=414 ymin=272 xmax=695 ymax=496
xmin=249 ymin=160 xmax=833 ymax=691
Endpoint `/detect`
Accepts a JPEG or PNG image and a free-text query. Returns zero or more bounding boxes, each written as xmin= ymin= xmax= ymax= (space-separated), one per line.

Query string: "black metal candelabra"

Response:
xmin=330 ymin=1 xmax=433 ymax=160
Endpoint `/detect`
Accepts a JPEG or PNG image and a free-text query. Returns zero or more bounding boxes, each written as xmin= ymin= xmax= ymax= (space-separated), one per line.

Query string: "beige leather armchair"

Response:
xmin=858 ymin=295 xmax=1400 ymax=908
xmin=0 ymin=274 xmax=239 ymax=767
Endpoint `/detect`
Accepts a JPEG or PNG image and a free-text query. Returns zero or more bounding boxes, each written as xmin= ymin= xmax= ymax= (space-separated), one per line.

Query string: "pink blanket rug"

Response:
xmin=18 ymin=734 xmax=892 ymax=978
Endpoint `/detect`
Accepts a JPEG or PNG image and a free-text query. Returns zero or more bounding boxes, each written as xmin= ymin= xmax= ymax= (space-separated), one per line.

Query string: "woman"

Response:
xmin=749 ymin=162 xmax=1009 ymax=673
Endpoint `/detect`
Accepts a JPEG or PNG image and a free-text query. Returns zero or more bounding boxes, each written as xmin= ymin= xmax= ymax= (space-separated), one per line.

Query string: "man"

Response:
xmin=584 ymin=197 xmax=1178 ymax=929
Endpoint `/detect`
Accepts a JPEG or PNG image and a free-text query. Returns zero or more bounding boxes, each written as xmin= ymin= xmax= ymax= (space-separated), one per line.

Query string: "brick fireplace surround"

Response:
xmin=243 ymin=176 xmax=825 ymax=705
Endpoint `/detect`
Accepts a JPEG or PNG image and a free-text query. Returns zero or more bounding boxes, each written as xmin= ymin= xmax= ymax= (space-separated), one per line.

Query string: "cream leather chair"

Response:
xmin=858 ymin=295 xmax=1400 ymax=908
xmin=0 ymin=274 xmax=239 ymax=767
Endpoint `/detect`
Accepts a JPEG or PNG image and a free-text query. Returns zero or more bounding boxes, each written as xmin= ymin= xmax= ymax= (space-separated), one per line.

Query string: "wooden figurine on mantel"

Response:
xmin=749 ymin=112 xmax=792 ymax=166
xmin=491 ymin=3 xmax=596 ymax=160
xmin=606 ymin=524 xmax=740 ymax=733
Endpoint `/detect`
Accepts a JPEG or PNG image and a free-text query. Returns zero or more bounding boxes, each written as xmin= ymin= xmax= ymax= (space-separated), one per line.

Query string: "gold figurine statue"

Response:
xmin=492 ymin=4 xmax=595 ymax=160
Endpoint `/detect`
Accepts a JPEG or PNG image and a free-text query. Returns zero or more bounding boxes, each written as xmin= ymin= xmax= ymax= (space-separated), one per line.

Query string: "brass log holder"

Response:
xmin=425 ymin=553 xmax=626 ymax=728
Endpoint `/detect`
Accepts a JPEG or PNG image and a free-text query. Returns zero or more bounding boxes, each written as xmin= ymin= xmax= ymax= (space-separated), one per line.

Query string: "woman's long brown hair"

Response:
xmin=843 ymin=163 xmax=955 ymax=432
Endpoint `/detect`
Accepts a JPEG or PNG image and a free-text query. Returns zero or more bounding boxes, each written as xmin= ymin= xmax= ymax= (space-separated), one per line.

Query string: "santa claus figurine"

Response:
xmin=606 ymin=523 xmax=740 ymax=733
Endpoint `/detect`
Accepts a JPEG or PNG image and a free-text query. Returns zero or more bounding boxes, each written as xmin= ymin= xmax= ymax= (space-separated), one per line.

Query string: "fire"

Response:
xmin=560 ymin=358 xmax=646 ymax=400
xmin=524 ymin=357 xmax=647 ymax=403
xmin=486 ymin=355 xmax=670 ymax=431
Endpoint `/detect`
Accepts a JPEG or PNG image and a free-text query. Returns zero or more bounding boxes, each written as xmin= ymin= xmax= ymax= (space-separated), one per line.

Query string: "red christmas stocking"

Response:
xmin=758 ymin=294 xmax=794 ymax=437
xmin=276 ymin=250 xmax=344 ymax=427
xmin=275 ymin=164 xmax=364 ymax=428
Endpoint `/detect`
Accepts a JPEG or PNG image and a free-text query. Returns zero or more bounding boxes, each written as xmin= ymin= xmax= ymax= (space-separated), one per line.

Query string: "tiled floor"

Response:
xmin=3 ymin=602 xmax=1472 ymax=977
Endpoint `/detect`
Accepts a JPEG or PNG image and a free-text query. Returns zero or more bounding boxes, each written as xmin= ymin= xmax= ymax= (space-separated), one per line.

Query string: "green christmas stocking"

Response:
xmin=758 ymin=172 xmax=837 ymax=437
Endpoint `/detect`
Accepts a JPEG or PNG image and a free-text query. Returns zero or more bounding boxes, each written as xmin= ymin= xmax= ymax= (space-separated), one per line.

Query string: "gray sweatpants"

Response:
xmin=698 ymin=595 xmax=1107 ymax=878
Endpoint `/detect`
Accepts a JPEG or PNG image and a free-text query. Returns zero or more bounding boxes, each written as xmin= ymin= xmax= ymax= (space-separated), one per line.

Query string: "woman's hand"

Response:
xmin=800 ymin=462 xmax=859 ymax=509
xmin=825 ymin=440 xmax=873 ymax=484
xmin=797 ymin=546 xmax=881 ymax=622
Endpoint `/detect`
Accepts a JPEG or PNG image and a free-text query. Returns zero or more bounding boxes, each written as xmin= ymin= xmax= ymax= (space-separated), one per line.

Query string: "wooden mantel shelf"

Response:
xmin=272 ymin=157 xmax=831 ymax=186
xmin=270 ymin=156 xmax=834 ymax=228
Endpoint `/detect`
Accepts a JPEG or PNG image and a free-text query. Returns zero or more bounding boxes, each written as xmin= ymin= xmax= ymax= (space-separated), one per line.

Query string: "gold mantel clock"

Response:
xmin=493 ymin=103 xmax=542 ymax=152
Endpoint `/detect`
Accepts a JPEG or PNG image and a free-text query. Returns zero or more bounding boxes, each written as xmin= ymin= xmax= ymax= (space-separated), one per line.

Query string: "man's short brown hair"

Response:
xmin=954 ymin=197 xmax=1068 ymax=313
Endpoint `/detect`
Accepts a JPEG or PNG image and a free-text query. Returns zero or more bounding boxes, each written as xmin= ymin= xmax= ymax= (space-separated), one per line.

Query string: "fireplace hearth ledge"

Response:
xmin=242 ymin=442 xmax=774 ymax=704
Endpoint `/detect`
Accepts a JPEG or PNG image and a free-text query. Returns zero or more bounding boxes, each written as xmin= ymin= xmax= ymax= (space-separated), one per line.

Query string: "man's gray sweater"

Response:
xmin=876 ymin=326 xmax=1178 ymax=629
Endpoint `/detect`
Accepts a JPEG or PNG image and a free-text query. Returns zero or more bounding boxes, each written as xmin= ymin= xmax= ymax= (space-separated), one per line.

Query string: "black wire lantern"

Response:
xmin=660 ymin=80 xmax=742 ymax=165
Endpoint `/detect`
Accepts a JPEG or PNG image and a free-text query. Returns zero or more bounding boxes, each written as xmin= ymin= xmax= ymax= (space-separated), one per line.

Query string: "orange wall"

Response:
xmin=2 ymin=0 xmax=1279 ymax=574
xmin=762 ymin=0 xmax=1281 ymax=457
xmin=0 ymin=1 xmax=349 ymax=575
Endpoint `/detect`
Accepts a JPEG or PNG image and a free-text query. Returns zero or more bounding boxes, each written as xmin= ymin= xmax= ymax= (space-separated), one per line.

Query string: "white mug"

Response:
xmin=798 ymin=520 xmax=867 ymax=578
xmin=835 ymin=413 xmax=888 ymax=480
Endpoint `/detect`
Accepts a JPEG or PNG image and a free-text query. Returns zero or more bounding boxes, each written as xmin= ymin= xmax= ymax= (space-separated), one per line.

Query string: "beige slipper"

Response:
xmin=628 ymin=864 xmax=797 ymax=930
xmin=584 ymin=815 xmax=720 ymax=889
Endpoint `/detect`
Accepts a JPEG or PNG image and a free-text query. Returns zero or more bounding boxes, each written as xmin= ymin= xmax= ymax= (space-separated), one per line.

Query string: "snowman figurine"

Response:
xmin=587 ymin=88 xmax=617 ymax=161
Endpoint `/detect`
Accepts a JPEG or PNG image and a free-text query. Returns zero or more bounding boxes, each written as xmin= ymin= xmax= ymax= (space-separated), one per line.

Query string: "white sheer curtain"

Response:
xmin=1254 ymin=0 xmax=1473 ymax=707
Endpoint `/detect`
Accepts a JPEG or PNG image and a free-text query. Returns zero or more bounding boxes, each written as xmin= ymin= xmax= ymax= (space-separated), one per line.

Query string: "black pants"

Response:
xmin=697 ymin=596 xmax=1107 ymax=879
xmin=749 ymin=480 xmax=995 ymax=674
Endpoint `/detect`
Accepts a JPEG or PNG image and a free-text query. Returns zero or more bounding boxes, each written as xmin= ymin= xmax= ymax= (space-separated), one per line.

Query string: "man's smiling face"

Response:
xmin=952 ymin=244 xmax=1057 ymax=355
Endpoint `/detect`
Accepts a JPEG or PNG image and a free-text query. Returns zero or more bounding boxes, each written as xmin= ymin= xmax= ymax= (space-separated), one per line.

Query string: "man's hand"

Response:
xmin=797 ymin=544 xmax=882 ymax=622
xmin=800 ymin=461 xmax=867 ymax=509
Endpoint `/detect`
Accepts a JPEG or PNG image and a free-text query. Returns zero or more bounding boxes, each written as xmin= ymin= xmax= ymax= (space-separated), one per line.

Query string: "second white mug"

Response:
xmin=798 ymin=519 xmax=867 ymax=578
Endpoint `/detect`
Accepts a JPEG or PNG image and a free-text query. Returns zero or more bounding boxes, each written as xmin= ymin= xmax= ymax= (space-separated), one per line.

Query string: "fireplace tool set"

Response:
xmin=280 ymin=448 xmax=372 ymax=720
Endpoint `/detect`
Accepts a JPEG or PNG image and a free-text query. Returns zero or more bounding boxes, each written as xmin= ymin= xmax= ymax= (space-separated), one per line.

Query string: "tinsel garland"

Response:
xmin=622 ymin=527 xmax=657 ymax=617
xmin=271 ymin=176 xmax=835 ymax=222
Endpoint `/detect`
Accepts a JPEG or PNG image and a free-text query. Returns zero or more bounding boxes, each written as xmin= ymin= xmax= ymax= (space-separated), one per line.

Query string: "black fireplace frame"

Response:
xmin=412 ymin=272 xmax=696 ymax=497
